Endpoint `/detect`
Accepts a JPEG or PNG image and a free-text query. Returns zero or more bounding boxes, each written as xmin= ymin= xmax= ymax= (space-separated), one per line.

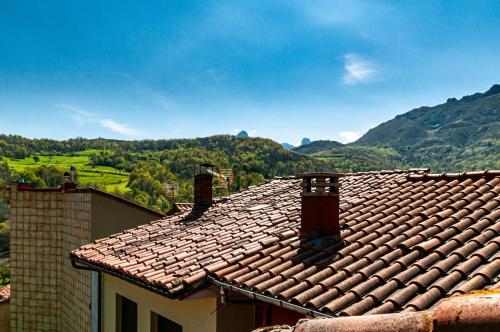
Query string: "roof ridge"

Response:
xmin=408 ymin=170 xmax=500 ymax=181
xmin=345 ymin=168 xmax=429 ymax=176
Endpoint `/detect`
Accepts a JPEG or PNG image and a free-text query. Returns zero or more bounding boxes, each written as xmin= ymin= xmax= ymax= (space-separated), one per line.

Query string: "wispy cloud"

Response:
xmin=339 ymin=130 xmax=361 ymax=143
xmin=55 ymin=104 xmax=140 ymax=138
xmin=55 ymin=103 xmax=94 ymax=125
xmin=342 ymin=53 xmax=379 ymax=85
xmin=98 ymin=119 xmax=139 ymax=137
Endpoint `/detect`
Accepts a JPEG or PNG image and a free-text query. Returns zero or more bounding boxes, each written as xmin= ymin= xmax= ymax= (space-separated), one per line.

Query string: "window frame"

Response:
xmin=115 ymin=294 xmax=138 ymax=332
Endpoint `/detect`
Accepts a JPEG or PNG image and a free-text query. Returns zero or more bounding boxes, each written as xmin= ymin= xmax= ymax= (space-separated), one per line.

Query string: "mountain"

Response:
xmin=355 ymin=84 xmax=499 ymax=171
xmin=281 ymin=143 xmax=294 ymax=150
xmin=292 ymin=140 xmax=402 ymax=171
xmin=292 ymin=140 xmax=344 ymax=155
xmin=301 ymin=138 xmax=311 ymax=145
xmin=236 ymin=130 xmax=249 ymax=138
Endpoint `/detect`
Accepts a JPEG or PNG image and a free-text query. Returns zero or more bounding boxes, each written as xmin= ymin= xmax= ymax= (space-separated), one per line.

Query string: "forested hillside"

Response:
xmin=1 ymin=85 xmax=498 ymax=212
xmin=0 ymin=135 xmax=333 ymax=213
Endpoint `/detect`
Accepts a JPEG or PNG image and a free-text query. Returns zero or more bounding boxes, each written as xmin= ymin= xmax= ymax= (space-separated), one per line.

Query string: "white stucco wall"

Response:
xmin=102 ymin=274 xmax=217 ymax=332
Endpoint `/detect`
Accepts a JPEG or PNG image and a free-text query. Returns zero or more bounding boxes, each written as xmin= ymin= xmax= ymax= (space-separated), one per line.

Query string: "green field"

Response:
xmin=4 ymin=152 xmax=130 ymax=192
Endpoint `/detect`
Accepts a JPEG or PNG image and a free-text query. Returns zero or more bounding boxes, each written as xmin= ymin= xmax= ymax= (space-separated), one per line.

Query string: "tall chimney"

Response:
xmin=296 ymin=173 xmax=344 ymax=238
xmin=194 ymin=163 xmax=214 ymax=207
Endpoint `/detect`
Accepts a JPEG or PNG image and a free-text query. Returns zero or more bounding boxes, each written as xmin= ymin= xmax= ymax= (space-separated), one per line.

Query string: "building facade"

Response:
xmin=3 ymin=182 xmax=163 ymax=332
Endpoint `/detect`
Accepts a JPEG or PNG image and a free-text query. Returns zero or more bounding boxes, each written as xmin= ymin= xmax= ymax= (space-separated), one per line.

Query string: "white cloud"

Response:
xmin=55 ymin=103 xmax=140 ymax=138
xmin=342 ymin=53 xmax=379 ymax=85
xmin=98 ymin=119 xmax=139 ymax=137
xmin=55 ymin=103 xmax=94 ymax=125
xmin=339 ymin=131 xmax=361 ymax=143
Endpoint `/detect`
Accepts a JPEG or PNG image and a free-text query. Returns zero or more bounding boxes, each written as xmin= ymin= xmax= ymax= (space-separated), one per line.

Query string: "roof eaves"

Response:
xmin=208 ymin=276 xmax=332 ymax=319
xmin=70 ymin=254 xmax=186 ymax=299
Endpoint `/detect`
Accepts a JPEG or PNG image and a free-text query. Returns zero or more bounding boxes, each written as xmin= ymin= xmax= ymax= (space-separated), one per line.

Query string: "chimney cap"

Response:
xmin=295 ymin=172 xmax=345 ymax=178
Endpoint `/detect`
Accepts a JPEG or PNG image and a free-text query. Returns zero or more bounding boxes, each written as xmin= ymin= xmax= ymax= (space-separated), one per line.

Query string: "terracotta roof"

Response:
xmin=261 ymin=289 xmax=500 ymax=332
xmin=0 ymin=284 xmax=10 ymax=304
xmin=71 ymin=170 xmax=500 ymax=316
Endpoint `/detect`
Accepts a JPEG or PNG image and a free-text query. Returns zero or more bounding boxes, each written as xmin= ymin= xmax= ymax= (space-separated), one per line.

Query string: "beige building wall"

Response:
xmin=102 ymin=274 xmax=217 ymax=332
xmin=91 ymin=193 xmax=162 ymax=241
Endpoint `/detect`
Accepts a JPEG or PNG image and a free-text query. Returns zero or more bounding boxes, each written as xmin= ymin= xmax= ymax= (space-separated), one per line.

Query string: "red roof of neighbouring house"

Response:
xmin=0 ymin=284 xmax=10 ymax=304
xmin=259 ymin=289 xmax=500 ymax=332
xmin=71 ymin=170 xmax=500 ymax=317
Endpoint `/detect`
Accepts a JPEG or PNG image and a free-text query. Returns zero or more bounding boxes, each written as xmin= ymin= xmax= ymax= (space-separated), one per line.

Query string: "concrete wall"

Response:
xmin=102 ymin=274 xmax=217 ymax=332
xmin=90 ymin=193 xmax=161 ymax=241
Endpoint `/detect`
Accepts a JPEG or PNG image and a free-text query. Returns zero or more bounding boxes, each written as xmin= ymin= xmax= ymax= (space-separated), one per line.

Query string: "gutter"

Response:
xmin=207 ymin=276 xmax=332 ymax=319
xmin=71 ymin=255 xmax=179 ymax=299
xmin=71 ymin=256 xmax=337 ymax=319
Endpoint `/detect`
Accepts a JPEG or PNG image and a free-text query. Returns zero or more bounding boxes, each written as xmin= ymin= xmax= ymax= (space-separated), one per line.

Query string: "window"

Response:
xmin=151 ymin=312 xmax=183 ymax=332
xmin=116 ymin=294 xmax=137 ymax=332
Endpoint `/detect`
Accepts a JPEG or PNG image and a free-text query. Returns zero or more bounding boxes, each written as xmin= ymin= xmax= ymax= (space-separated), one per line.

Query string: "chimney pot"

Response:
xmin=296 ymin=173 xmax=345 ymax=238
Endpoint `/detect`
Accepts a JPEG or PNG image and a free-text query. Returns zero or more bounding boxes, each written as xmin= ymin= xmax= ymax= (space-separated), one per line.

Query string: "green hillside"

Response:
xmin=355 ymin=84 xmax=500 ymax=171
xmin=3 ymin=153 xmax=129 ymax=192
xmin=0 ymin=135 xmax=334 ymax=213
xmin=292 ymin=85 xmax=499 ymax=172
xmin=1 ymin=85 xmax=498 ymax=211
xmin=292 ymin=141 xmax=402 ymax=172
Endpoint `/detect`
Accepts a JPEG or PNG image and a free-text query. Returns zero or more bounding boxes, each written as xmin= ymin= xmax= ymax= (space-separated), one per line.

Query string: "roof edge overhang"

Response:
xmin=207 ymin=276 xmax=332 ymax=318
xmin=70 ymin=254 xmax=183 ymax=300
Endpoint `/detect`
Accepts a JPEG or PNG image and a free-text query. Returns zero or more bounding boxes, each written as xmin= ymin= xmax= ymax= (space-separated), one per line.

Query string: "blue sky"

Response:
xmin=1 ymin=0 xmax=499 ymax=146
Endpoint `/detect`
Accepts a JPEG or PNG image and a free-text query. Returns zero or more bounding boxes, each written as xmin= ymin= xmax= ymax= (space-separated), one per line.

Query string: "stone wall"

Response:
xmin=60 ymin=192 xmax=92 ymax=332
xmin=9 ymin=186 xmax=92 ymax=332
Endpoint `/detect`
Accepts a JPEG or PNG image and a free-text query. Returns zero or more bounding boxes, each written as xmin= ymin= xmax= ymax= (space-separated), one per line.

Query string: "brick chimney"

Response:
xmin=296 ymin=173 xmax=345 ymax=238
xmin=194 ymin=164 xmax=214 ymax=207
xmin=62 ymin=171 xmax=77 ymax=191
xmin=16 ymin=178 xmax=29 ymax=190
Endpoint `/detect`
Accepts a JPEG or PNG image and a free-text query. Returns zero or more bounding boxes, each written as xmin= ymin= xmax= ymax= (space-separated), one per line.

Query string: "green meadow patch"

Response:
xmin=4 ymin=152 xmax=130 ymax=193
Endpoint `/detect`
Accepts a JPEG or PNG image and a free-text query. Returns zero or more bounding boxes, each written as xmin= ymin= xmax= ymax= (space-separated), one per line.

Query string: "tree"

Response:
xmin=18 ymin=169 xmax=46 ymax=188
